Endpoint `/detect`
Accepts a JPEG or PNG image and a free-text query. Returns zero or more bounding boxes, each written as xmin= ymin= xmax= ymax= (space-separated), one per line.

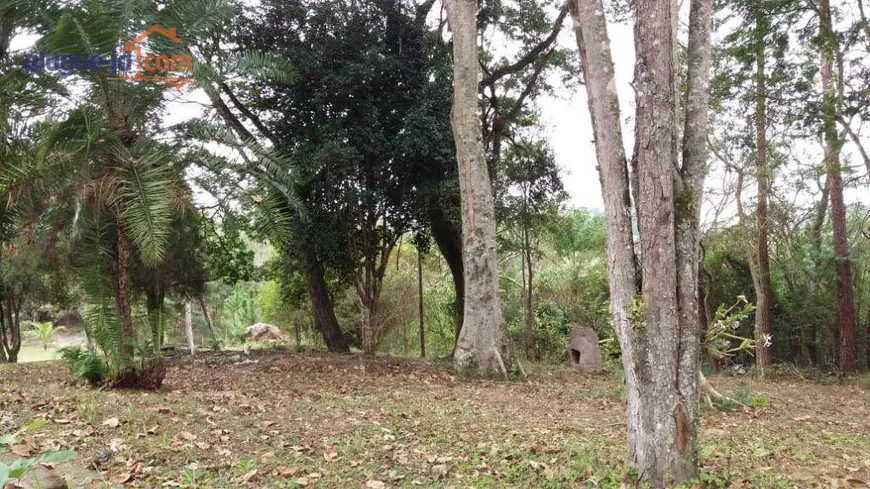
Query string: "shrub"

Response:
xmin=58 ymin=346 xmax=111 ymax=386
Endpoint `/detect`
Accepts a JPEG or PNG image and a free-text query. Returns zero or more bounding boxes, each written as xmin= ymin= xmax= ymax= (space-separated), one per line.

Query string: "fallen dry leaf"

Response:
xmin=179 ymin=431 xmax=197 ymax=441
xmin=366 ymin=480 xmax=386 ymax=488
xmin=235 ymin=469 xmax=257 ymax=484
xmin=295 ymin=476 xmax=309 ymax=486
xmin=102 ymin=417 xmax=121 ymax=428
xmin=10 ymin=444 xmax=32 ymax=457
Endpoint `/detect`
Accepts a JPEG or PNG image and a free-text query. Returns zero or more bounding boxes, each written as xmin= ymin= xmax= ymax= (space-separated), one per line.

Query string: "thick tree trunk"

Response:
xmin=571 ymin=0 xmax=712 ymax=483
xmin=820 ymin=0 xmax=858 ymax=373
xmin=184 ymin=297 xmax=196 ymax=355
xmin=428 ymin=203 xmax=465 ymax=346
xmin=753 ymin=12 xmax=774 ymax=375
xmin=445 ymin=0 xmax=521 ymax=378
xmin=115 ymin=229 xmax=137 ymax=364
xmin=299 ymin=243 xmax=349 ymax=353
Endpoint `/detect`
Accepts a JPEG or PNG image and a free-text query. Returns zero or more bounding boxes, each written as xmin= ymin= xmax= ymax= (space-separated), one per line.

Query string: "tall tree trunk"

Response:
xmin=820 ymin=0 xmax=858 ymax=373
xmin=115 ymin=229 xmax=137 ymax=364
xmin=198 ymin=294 xmax=218 ymax=342
xmin=753 ymin=11 xmax=773 ymax=375
xmin=299 ymin=243 xmax=349 ymax=353
xmin=418 ymin=250 xmax=426 ymax=358
xmin=570 ymin=0 xmax=712 ymax=483
xmin=184 ymin=297 xmax=196 ymax=355
xmin=428 ymin=203 xmax=465 ymax=348
xmin=445 ymin=0 xmax=521 ymax=378
xmin=524 ymin=224 xmax=535 ymax=359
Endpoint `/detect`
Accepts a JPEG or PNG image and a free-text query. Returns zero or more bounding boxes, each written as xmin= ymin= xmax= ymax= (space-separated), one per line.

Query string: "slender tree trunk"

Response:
xmin=524 ymin=225 xmax=535 ymax=359
xmin=198 ymin=294 xmax=218 ymax=341
xmin=571 ymin=0 xmax=712 ymax=483
xmin=753 ymin=12 xmax=773 ymax=375
xmin=299 ymin=243 xmax=349 ymax=353
xmin=445 ymin=0 xmax=521 ymax=377
xmin=115 ymin=229 xmax=137 ymax=364
xmin=8 ymin=298 xmax=20 ymax=363
xmin=418 ymin=250 xmax=426 ymax=358
xmin=0 ymin=293 xmax=18 ymax=363
xmin=184 ymin=297 xmax=196 ymax=355
xmin=820 ymin=0 xmax=858 ymax=373
xmin=360 ymin=296 xmax=377 ymax=355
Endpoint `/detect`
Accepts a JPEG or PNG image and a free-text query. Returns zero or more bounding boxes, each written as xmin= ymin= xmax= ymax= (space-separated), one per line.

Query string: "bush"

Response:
xmin=58 ymin=346 xmax=111 ymax=386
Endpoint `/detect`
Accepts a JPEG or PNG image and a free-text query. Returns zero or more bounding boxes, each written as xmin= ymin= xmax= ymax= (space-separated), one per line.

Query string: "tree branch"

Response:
xmin=478 ymin=5 xmax=568 ymax=91
xmin=220 ymin=82 xmax=279 ymax=146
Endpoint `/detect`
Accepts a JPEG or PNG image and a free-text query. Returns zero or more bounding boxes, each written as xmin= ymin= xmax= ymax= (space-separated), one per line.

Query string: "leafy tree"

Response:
xmin=497 ymin=139 xmax=566 ymax=358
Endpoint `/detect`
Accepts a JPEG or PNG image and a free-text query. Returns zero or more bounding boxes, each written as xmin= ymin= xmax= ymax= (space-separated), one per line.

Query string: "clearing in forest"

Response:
xmin=1 ymin=351 xmax=869 ymax=488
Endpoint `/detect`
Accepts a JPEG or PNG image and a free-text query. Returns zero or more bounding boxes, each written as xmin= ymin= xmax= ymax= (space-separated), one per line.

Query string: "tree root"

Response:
xmin=699 ymin=371 xmax=745 ymax=408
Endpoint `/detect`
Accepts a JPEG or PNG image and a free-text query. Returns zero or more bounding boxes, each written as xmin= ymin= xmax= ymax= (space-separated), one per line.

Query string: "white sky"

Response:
xmin=9 ymin=4 xmax=868 ymax=226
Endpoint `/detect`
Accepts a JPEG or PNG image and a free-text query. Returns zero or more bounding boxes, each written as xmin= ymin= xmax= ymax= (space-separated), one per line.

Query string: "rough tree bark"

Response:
xmin=445 ymin=0 xmax=522 ymax=377
xmin=115 ymin=229 xmax=137 ymax=363
xmin=298 ymin=243 xmax=349 ymax=353
xmin=819 ymin=0 xmax=858 ymax=373
xmin=0 ymin=292 xmax=22 ymax=363
xmin=752 ymin=10 xmax=774 ymax=375
xmin=570 ymin=0 xmax=713 ymax=483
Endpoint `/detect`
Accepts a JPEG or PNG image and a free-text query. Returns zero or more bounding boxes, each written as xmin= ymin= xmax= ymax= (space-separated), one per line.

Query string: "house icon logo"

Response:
xmin=107 ymin=25 xmax=194 ymax=88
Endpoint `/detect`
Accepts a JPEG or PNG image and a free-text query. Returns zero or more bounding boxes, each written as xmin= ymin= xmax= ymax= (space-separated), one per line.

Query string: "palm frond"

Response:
xmin=113 ymin=141 xmax=176 ymax=267
xmin=229 ymin=51 xmax=299 ymax=86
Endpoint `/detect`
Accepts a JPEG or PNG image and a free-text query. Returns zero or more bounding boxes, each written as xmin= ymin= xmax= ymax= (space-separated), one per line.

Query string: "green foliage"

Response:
xmin=222 ymin=285 xmax=260 ymax=342
xmin=58 ymin=346 xmax=111 ymax=386
xmin=28 ymin=321 xmax=65 ymax=351
xmin=705 ymin=298 xmax=757 ymax=360
xmin=628 ymin=295 xmax=646 ymax=332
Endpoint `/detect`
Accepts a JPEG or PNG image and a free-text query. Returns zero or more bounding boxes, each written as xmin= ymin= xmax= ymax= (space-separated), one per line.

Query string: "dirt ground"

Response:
xmin=1 ymin=350 xmax=869 ymax=488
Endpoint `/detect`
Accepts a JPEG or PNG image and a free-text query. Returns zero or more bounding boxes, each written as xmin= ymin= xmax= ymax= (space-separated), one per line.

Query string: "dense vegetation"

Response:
xmin=1 ymin=0 xmax=869 ymax=486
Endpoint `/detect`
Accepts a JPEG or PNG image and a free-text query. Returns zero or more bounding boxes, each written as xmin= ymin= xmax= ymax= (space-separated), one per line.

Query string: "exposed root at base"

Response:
xmin=700 ymin=371 xmax=745 ymax=408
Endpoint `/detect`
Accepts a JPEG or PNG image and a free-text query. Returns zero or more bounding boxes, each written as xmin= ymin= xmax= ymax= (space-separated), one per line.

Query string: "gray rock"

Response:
xmin=244 ymin=323 xmax=283 ymax=342
xmin=568 ymin=327 xmax=604 ymax=373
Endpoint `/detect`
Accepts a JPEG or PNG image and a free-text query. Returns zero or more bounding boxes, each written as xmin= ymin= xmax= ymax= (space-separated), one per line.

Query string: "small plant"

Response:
xmin=732 ymin=385 xmax=770 ymax=408
xmin=29 ymin=321 xmax=66 ymax=351
xmin=58 ymin=346 xmax=111 ymax=386
xmin=627 ymin=294 xmax=646 ymax=332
